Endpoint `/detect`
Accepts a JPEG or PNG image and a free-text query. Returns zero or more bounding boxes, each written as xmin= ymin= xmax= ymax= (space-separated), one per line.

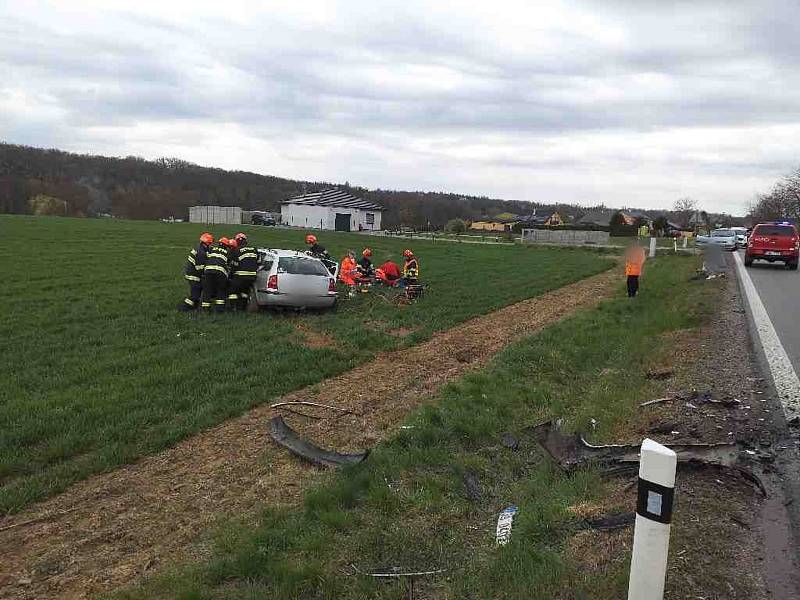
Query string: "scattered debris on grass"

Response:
xmin=529 ymin=420 xmax=741 ymax=468
xmin=578 ymin=512 xmax=635 ymax=531
xmin=462 ymin=469 xmax=482 ymax=502
xmin=270 ymin=401 xmax=353 ymax=414
xmin=500 ymin=432 xmax=519 ymax=449
xmin=268 ymin=416 xmax=370 ymax=468
xmin=495 ymin=505 xmax=518 ymax=546
xmin=640 ymin=396 xmax=673 ymax=407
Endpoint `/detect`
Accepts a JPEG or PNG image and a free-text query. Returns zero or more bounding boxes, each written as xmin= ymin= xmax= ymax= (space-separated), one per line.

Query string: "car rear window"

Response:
xmin=711 ymin=229 xmax=733 ymax=236
xmin=753 ymin=225 xmax=795 ymax=237
xmin=277 ymin=257 xmax=330 ymax=276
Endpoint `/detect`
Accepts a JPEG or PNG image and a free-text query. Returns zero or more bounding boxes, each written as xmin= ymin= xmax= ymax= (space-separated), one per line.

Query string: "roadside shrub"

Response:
xmin=445 ymin=218 xmax=467 ymax=234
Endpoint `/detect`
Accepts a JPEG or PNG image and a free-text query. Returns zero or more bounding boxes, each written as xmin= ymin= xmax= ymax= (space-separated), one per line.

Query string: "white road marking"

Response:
xmin=733 ymin=251 xmax=800 ymax=422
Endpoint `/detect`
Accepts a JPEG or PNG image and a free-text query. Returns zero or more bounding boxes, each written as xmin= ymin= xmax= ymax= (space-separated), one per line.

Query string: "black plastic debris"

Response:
xmin=501 ymin=432 xmax=519 ymax=450
xmin=268 ymin=416 xmax=370 ymax=468
xmin=579 ymin=512 xmax=636 ymax=531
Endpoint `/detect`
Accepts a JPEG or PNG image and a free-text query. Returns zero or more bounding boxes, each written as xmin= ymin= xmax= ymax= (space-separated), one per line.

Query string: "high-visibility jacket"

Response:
xmin=339 ymin=256 xmax=357 ymax=285
xmin=184 ymin=243 xmax=208 ymax=282
xmin=204 ymin=242 xmax=231 ymax=276
xmin=403 ymin=257 xmax=419 ymax=278
xmin=378 ymin=261 xmax=401 ymax=280
xmin=625 ymin=247 xmax=646 ymax=276
xmin=232 ymin=245 xmax=259 ymax=277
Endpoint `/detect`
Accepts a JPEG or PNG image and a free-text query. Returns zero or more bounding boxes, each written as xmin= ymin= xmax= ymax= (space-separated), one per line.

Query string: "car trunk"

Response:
xmin=750 ymin=225 xmax=797 ymax=254
xmin=278 ymin=272 xmax=330 ymax=297
xmin=275 ymin=256 xmax=332 ymax=299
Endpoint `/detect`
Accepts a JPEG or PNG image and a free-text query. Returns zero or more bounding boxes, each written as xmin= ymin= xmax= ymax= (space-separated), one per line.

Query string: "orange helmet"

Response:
xmin=219 ymin=237 xmax=229 ymax=247
xmin=305 ymin=234 xmax=317 ymax=245
xmin=234 ymin=232 xmax=247 ymax=245
xmin=362 ymin=248 xmax=372 ymax=257
xmin=226 ymin=238 xmax=238 ymax=249
xmin=200 ymin=232 xmax=214 ymax=245
xmin=403 ymin=249 xmax=414 ymax=258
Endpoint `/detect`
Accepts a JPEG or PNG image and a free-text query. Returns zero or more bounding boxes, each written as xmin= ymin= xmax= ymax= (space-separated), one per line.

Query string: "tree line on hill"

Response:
xmin=748 ymin=165 xmax=800 ymax=224
xmin=0 ymin=142 xmax=738 ymax=229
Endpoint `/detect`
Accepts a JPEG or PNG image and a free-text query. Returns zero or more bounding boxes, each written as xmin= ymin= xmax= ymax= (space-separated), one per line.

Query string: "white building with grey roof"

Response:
xmin=281 ymin=188 xmax=384 ymax=231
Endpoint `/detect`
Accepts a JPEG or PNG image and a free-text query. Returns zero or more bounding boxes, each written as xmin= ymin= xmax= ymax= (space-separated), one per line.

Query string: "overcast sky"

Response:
xmin=2 ymin=0 xmax=799 ymax=214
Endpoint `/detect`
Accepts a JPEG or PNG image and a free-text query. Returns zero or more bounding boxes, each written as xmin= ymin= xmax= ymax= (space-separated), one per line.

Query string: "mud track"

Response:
xmin=0 ymin=268 xmax=618 ymax=599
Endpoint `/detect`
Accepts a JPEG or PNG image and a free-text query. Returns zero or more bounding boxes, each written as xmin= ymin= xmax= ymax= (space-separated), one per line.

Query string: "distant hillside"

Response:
xmin=0 ymin=143 xmax=593 ymax=227
xmin=1 ymin=142 xmax=737 ymax=228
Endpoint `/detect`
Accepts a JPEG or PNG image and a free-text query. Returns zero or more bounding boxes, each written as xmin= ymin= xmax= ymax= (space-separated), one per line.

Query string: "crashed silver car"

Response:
xmin=247 ymin=249 xmax=338 ymax=311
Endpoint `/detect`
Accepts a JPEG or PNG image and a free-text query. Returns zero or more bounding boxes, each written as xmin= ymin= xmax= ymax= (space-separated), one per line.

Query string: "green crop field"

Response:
xmin=117 ymin=254 xmax=711 ymax=600
xmin=0 ymin=215 xmax=612 ymax=514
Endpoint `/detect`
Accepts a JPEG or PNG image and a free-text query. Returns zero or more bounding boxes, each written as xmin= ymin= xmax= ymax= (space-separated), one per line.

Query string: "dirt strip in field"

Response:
xmin=0 ymin=267 xmax=618 ymax=600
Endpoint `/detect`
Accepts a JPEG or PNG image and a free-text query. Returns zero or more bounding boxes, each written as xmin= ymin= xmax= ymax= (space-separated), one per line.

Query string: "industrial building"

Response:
xmin=281 ymin=189 xmax=384 ymax=231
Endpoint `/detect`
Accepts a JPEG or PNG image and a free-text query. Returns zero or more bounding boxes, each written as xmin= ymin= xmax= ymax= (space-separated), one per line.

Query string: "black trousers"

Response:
xmin=201 ymin=271 xmax=228 ymax=312
xmin=180 ymin=279 xmax=202 ymax=310
xmin=627 ymin=275 xmax=640 ymax=297
xmin=227 ymin=275 xmax=256 ymax=309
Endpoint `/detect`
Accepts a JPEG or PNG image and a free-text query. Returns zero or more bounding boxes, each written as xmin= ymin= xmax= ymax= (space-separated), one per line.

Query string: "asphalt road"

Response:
xmin=744 ymin=251 xmax=800 ymax=374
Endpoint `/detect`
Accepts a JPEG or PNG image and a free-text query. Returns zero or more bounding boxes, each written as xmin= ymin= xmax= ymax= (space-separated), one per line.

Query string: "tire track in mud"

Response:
xmin=0 ymin=267 xmax=619 ymax=600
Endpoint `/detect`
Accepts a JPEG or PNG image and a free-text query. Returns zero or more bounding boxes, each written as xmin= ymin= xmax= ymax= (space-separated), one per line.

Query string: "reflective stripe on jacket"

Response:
xmin=204 ymin=242 xmax=231 ymax=276
xmin=232 ymin=245 xmax=259 ymax=276
xmin=403 ymin=258 xmax=419 ymax=278
xmin=184 ymin=244 xmax=208 ymax=281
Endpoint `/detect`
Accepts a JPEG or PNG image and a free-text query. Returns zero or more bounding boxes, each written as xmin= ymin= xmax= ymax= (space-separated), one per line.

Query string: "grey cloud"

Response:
xmin=1 ymin=0 xmax=800 ymax=211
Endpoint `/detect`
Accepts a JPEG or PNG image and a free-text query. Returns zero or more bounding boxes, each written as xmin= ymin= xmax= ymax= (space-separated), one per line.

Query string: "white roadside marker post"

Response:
xmin=682 ymin=236 xmax=688 ymax=249
xmin=649 ymin=237 xmax=657 ymax=258
xmin=627 ymin=438 xmax=677 ymax=600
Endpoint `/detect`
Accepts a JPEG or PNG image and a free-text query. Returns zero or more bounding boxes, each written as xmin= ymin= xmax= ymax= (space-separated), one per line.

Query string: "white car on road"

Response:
xmin=696 ymin=229 xmax=737 ymax=251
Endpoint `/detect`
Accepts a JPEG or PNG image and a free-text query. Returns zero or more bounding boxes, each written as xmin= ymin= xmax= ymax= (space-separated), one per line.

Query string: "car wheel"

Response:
xmin=744 ymin=255 xmax=753 ymax=267
xmin=246 ymin=288 xmax=260 ymax=313
xmin=789 ymin=261 xmax=799 ymax=271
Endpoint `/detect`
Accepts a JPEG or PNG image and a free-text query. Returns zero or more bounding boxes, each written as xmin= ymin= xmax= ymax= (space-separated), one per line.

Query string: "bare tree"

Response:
xmin=748 ymin=167 xmax=800 ymax=224
xmin=673 ymin=197 xmax=697 ymax=227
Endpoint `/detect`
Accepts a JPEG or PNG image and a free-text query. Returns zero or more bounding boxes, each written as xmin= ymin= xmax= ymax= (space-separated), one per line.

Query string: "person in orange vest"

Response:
xmin=339 ymin=251 xmax=358 ymax=296
xmin=624 ymin=239 xmax=646 ymax=298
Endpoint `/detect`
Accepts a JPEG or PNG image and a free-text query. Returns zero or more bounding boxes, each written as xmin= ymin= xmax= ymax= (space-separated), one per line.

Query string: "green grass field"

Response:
xmin=0 ymin=215 xmax=611 ymax=514
xmin=115 ymin=253 xmax=713 ymax=600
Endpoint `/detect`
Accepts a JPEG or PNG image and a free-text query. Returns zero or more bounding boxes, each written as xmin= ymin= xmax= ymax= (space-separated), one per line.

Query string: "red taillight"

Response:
xmin=328 ymin=278 xmax=336 ymax=292
xmin=267 ymin=274 xmax=278 ymax=291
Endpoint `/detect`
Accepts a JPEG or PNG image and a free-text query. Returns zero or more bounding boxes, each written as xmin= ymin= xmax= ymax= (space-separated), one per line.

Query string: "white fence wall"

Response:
xmin=521 ymin=229 xmax=610 ymax=245
xmin=188 ymin=206 xmax=243 ymax=225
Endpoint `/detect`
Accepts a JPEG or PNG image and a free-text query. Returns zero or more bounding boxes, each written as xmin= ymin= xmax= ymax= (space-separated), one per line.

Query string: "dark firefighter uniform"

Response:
xmin=180 ymin=243 xmax=208 ymax=310
xmin=308 ymin=243 xmax=329 ymax=259
xmin=403 ymin=257 xmax=419 ymax=282
xmin=357 ymin=255 xmax=373 ymax=278
xmin=201 ymin=242 xmax=231 ymax=312
xmin=227 ymin=243 xmax=259 ymax=309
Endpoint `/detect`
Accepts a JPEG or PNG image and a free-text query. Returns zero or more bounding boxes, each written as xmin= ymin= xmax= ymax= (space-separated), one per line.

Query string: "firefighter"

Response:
xmin=201 ymin=237 xmax=233 ymax=313
xmin=179 ymin=232 xmax=213 ymax=311
xmin=305 ymin=234 xmax=330 ymax=259
xmin=357 ymin=247 xmax=374 ymax=279
xmin=227 ymin=232 xmax=259 ymax=310
xmin=402 ymin=249 xmax=419 ymax=285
